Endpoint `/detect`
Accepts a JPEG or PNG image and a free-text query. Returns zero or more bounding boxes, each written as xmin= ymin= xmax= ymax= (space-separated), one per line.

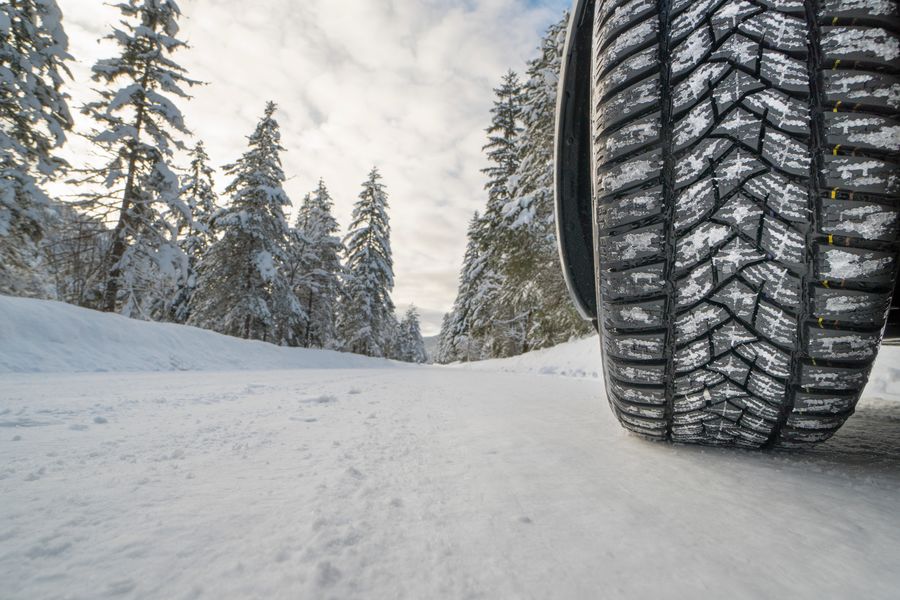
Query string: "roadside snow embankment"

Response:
xmin=0 ymin=296 xmax=393 ymax=373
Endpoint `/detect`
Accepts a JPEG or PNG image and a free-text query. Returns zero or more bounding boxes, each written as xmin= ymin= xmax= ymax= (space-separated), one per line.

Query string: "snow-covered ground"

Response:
xmin=2 ymin=297 xmax=899 ymax=599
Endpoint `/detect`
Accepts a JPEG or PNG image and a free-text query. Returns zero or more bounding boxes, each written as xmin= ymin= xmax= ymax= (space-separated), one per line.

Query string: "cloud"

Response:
xmin=55 ymin=0 xmax=567 ymax=335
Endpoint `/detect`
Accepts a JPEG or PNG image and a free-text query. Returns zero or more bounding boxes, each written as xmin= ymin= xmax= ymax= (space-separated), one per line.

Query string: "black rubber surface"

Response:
xmin=591 ymin=0 xmax=900 ymax=447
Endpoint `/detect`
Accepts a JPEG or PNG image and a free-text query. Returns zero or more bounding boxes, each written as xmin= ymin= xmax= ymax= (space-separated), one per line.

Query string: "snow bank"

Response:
xmin=454 ymin=336 xmax=603 ymax=379
xmin=459 ymin=333 xmax=900 ymax=402
xmin=0 ymin=296 xmax=394 ymax=373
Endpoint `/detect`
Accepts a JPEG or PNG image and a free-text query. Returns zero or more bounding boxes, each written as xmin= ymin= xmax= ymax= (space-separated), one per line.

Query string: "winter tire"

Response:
xmin=556 ymin=0 xmax=900 ymax=447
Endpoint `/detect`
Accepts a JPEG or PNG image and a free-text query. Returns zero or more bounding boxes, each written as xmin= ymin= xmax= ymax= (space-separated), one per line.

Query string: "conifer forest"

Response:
xmin=1 ymin=0 xmax=586 ymax=363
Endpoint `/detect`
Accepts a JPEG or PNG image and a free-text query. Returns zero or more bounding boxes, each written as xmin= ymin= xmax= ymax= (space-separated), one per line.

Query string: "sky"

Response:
xmin=55 ymin=0 xmax=569 ymax=335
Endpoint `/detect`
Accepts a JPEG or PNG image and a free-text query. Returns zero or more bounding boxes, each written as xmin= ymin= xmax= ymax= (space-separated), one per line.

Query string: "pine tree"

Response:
xmin=287 ymin=179 xmax=344 ymax=348
xmin=338 ymin=167 xmax=395 ymax=357
xmin=503 ymin=14 xmax=591 ymax=351
xmin=470 ymin=71 xmax=525 ymax=358
xmin=398 ymin=305 xmax=427 ymax=364
xmin=446 ymin=212 xmax=487 ymax=362
xmin=0 ymin=0 xmax=73 ymax=298
xmin=188 ymin=102 xmax=304 ymax=344
xmin=79 ymin=0 xmax=200 ymax=316
xmin=168 ymin=141 xmax=218 ymax=322
xmin=435 ymin=312 xmax=455 ymax=364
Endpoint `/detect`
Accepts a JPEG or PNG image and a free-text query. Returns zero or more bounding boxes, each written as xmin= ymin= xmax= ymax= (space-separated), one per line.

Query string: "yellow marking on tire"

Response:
xmin=833 ymin=101 xmax=842 ymax=113
xmin=833 ymin=145 xmax=841 ymax=156
xmin=833 ymin=59 xmax=841 ymax=69
xmin=831 ymin=188 xmax=838 ymax=199
xmin=818 ymin=317 xmax=825 ymax=328
xmin=823 ymin=280 xmax=830 ymax=289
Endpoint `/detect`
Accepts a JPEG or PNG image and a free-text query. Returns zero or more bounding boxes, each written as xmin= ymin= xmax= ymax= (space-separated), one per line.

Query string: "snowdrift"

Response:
xmin=0 ymin=296 xmax=395 ymax=373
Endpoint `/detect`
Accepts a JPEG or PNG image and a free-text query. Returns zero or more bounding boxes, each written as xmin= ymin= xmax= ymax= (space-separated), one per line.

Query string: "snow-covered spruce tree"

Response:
xmin=398 ymin=305 xmax=427 ymax=364
xmin=0 ymin=0 xmax=73 ymax=298
xmin=467 ymin=71 xmax=525 ymax=359
xmin=167 ymin=141 xmax=218 ymax=323
xmin=79 ymin=0 xmax=199 ymax=316
xmin=502 ymin=14 xmax=591 ymax=351
xmin=338 ymin=167 xmax=395 ymax=357
xmin=435 ymin=312 xmax=454 ymax=364
xmin=187 ymin=102 xmax=304 ymax=344
xmin=445 ymin=212 xmax=487 ymax=362
xmin=285 ymin=179 xmax=344 ymax=348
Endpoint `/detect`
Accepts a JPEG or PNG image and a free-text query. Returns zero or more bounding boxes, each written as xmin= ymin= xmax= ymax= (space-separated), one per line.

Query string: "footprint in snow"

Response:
xmin=316 ymin=561 xmax=342 ymax=588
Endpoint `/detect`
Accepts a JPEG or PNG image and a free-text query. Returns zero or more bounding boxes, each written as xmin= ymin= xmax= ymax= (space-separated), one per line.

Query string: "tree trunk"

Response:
xmin=101 ymin=53 xmax=154 ymax=312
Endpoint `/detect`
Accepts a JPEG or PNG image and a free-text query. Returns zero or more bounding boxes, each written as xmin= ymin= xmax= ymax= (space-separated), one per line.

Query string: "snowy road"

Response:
xmin=3 ymin=365 xmax=900 ymax=599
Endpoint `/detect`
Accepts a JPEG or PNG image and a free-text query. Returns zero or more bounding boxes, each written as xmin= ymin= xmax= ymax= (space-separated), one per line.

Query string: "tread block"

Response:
xmin=785 ymin=413 xmax=847 ymax=431
xmin=744 ymin=171 xmax=810 ymax=222
xmin=747 ymin=369 xmax=787 ymax=404
xmin=609 ymin=379 xmax=667 ymax=405
xmin=824 ymin=71 xmax=900 ymax=111
xmin=736 ymin=340 xmax=792 ymax=378
xmin=793 ymin=392 xmax=856 ymax=416
xmin=817 ymin=245 xmax=896 ymax=283
xmin=598 ymin=186 xmax=664 ymax=231
xmin=754 ymin=301 xmax=797 ymax=348
xmin=675 ymin=370 xmax=726 ymax=395
xmin=762 ymin=129 xmax=811 ymax=176
xmin=801 ymin=363 xmax=870 ymax=390
xmin=740 ymin=11 xmax=808 ymax=52
xmin=825 ymin=112 xmax=900 ymax=152
xmin=743 ymin=262 xmax=802 ymax=308
xmin=713 ymin=194 xmax=764 ymax=236
xmin=600 ymin=262 xmax=667 ymax=298
xmin=597 ymin=149 xmax=663 ymax=196
xmin=604 ymin=299 xmax=667 ymax=329
xmin=676 ymin=302 xmax=730 ymax=344
xmin=744 ymin=89 xmax=809 ymax=134
xmin=710 ymin=237 xmax=765 ymax=278
xmin=808 ymin=328 xmax=881 ymax=361
xmin=672 ymin=26 xmax=714 ymax=78
xmin=674 ymin=99 xmax=716 ymax=150
xmin=820 ymin=0 xmax=899 ymax=18
xmin=824 ymin=155 xmax=900 ymax=195
xmin=673 ymin=62 xmax=731 ymax=113
xmin=675 ymin=338 xmax=712 ymax=373
xmin=598 ymin=223 xmax=665 ymax=266
xmin=761 ymin=49 xmax=809 ymax=92
xmin=607 ymin=360 xmax=667 ymax=385
xmin=674 ymin=178 xmax=716 ymax=232
xmin=712 ymin=107 xmax=764 ymax=148
xmin=605 ymin=331 xmax=667 ymax=360
xmin=596 ymin=0 xmax=659 ymax=53
xmin=676 ymin=262 xmax=715 ymax=307
xmin=597 ymin=46 xmax=660 ymax=101
xmin=713 ymin=280 xmax=759 ymax=321
xmin=812 ymin=288 xmax=892 ymax=325
xmin=677 ymin=222 xmax=733 ymax=269
xmin=821 ymin=26 xmax=900 ymax=67
xmin=596 ymin=76 xmax=662 ymax=133
xmin=712 ymin=320 xmax=758 ymax=355
xmin=820 ymin=198 xmax=899 ymax=242
xmin=761 ymin=215 xmax=806 ymax=267
xmin=596 ymin=19 xmax=659 ymax=78
xmin=597 ymin=114 xmax=662 ymax=163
